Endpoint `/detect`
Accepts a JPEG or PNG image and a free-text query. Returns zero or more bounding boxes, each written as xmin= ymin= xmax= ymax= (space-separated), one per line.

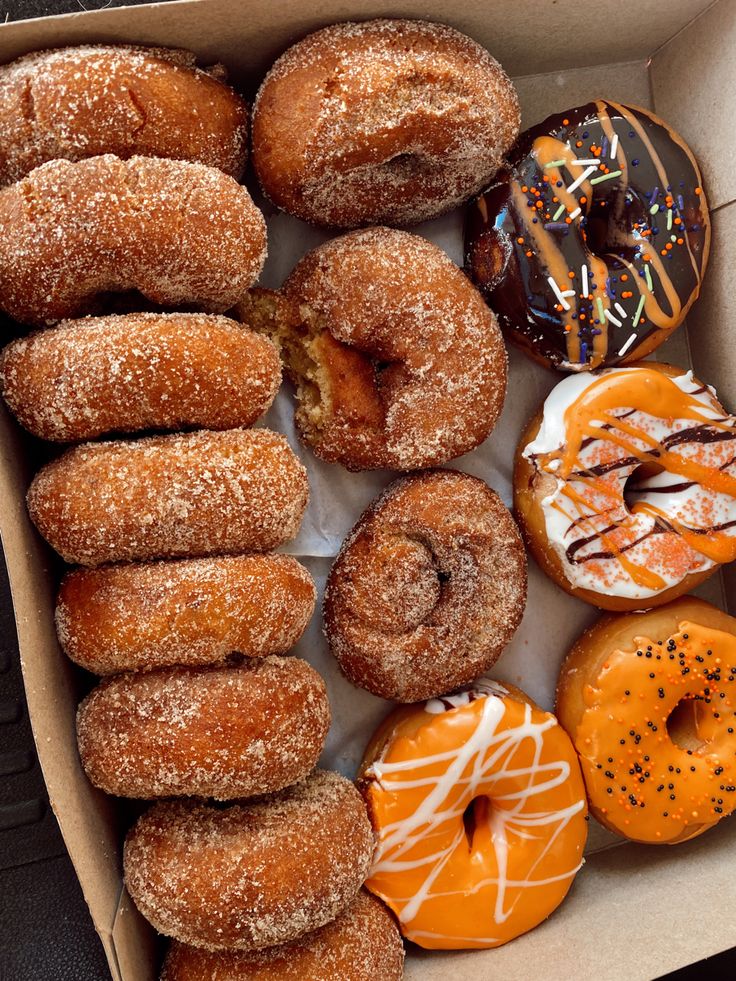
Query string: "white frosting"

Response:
xmin=424 ymin=678 xmax=508 ymax=714
xmin=522 ymin=368 xmax=736 ymax=599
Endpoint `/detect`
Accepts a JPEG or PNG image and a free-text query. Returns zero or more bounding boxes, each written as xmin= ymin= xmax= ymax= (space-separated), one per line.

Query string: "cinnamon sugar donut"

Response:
xmin=324 ymin=470 xmax=527 ymax=702
xmin=77 ymin=657 xmax=330 ymax=800
xmin=0 ymin=155 xmax=267 ymax=327
xmin=252 ymin=19 xmax=519 ymax=227
xmin=161 ymin=891 xmax=404 ymax=981
xmin=27 ymin=429 xmax=308 ymax=566
xmin=239 ymin=228 xmax=506 ymax=471
xmin=56 ymin=554 xmax=315 ymax=675
xmin=0 ymin=45 xmax=248 ymax=187
xmin=124 ymin=770 xmax=375 ymax=951
xmin=0 ymin=313 xmax=280 ymax=441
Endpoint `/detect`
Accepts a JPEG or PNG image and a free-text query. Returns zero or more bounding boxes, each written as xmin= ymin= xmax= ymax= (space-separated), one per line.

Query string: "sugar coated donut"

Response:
xmin=253 ymin=19 xmax=519 ymax=227
xmin=240 ymin=227 xmax=507 ymax=471
xmin=0 ymin=45 xmax=248 ymax=186
xmin=77 ymin=656 xmax=330 ymax=800
xmin=0 ymin=155 xmax=267 ymax=327
xmin=56 ymin=554 xmax=315 ymax=675
xmin=466 ymin=101 xmax=710 ymax=371
xmin=360 ymin=679 xmax=588 ymax=949
xmin=0 ymin=313 xmax=280 ymax=441
xmin=27 ymin=428 xmax=308 ymax=566
xmin=124 ymin=770 xmax=375 ymax=951
xmin=324 ymin=470 xmax=527 ymax=702
xmin=515 ymin=363 xmax=736 ymax=611
xmin=160 ymin=890 xmax=404 ymax=981
xmin=557 ymin=597 xmax=736 ymax=844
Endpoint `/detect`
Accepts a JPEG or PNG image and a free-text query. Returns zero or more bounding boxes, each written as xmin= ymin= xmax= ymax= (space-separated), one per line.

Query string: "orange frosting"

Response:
xmin=573 ymin=621 xmax=736 ymax=843
xmin=361 ymin=683 xmax=588 ymax=949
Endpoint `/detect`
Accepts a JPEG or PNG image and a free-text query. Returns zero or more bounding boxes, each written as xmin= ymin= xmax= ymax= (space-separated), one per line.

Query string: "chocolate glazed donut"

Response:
xmin=465 ymin=101 xmax=710 ymax=371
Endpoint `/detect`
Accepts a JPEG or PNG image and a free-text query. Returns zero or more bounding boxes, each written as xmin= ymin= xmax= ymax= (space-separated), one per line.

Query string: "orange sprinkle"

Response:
xmin=677 ymin=237 xmax=684 ymax=245
xmin=562 ymin=118 xmax=570 ymax=125
xmin=535 ymin=201 xmax=543 ymax=209
xmin=521 ymin=185 xmax=529 ymax=193
xmin=621 ymin=274 xmax=628 ymax=281
xmin=576 ymin=140 xmax=583 ymax=147
xmin=517 ymin=237 xmax=524 ymax=244
xmin=526 ymin=250 xmax=533 ymax=257
xmin=695 ymin=187 xmax=702 ymax=195
xmin=580 ymin=196 xmax=587 ymax=204
xmin=568 ymin=271 xmax=575 ymax=279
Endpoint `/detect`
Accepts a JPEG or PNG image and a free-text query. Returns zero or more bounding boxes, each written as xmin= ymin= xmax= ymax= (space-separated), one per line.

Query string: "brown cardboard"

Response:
xmin=0 ymin=1 xmax=735 ymax=979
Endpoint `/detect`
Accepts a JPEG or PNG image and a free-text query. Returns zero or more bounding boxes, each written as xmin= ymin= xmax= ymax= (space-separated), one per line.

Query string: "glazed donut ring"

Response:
xmin=514 ymin=362 xmax=736 ymax=611
xmin=0 ymin=155 xmax=267 ymax=327
xmin=466 ymin=101 xmax=710 ymax=371
xmin=360 ymin=680 xmax=587 ymax=949
xmin=253 ymin=19 xmax=520 ymax=227
xmin=161 ymin=891 xmax=404 ymax=981
xmin=56 ymin=554 xmax=315 ymax=675
xmin=324 ymin=470 xmax=527 ymax=702
xmin=27 ymin=429 xmax=308 ymax=566
xmin=239 ymin=227 xmax=506 ymax=471
xmin=557 ymin=597 xmax=736 ymax=844
xmin=124 ymin=770 xmax=375 ymax=951
xmin=0 ymin=45 xmax=248 ymax=186
xmin=0 ymin=313 xmax=281 ymax=441
xmin=77 ymin=657 xmax=330 ymax=800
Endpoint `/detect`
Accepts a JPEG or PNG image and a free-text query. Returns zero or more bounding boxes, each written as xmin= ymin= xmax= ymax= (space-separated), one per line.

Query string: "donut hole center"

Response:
xmin=667 ymin=696 xmax=711 ymax=752
xmin=462 ymin=796 xmax=491 ymax=848
xmin=623 ymin=462 xmax=665 ymax=514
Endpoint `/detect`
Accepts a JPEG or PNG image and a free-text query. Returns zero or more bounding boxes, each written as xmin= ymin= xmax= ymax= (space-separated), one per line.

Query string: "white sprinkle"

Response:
xmin=610 ymin=134 xmax=619 ymax=158
xmin=581 ymin=264 xmax=589 ymax=298
xmin=566 ymin=166 xmax=598 ymax=194
xmin=548 ymin=276 xmax=572 ymax=311
xmin=667 ymin=209 xmax=673 ymax=230
xmin=604 ymin=309 xmax=623 ymax=328
xmin=614 ymin=302 xmax=627 ymax=318
xmin=570 ymin=159 xmax=599 ymax=166
xmin=568 ymin=207 xmax=581 ymax=220
xmin=618 ymin=332 xmax=637 ymax=356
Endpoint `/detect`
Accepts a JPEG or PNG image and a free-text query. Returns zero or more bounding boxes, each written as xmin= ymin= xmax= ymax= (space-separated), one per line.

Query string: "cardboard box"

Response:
xmin=1 ymin=1 xmax=735 ymax=978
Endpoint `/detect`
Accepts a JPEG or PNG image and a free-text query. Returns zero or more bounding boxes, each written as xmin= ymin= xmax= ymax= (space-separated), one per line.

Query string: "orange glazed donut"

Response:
xmin=252 ymin=19 xmax=519 ymax=227
xmin=56 ymin=554 xmax=315 ymax=675
xmin=0 ymin=313 xmax=280 ymax=441
xmin=0 ymin=45 xmax=248 ymax=186
xmin=515 ymin=363 xmax=736 ymax=611
xmin=27 ymin=429 xmax=308 ymax=566
xmin=359 ymin=680 xmax=588 ymax=949
xmin=124 ymin=770 xmax=375 ymax=951
xmin=160 ymin=890 xmax=404 ymax=981
xmin=0 ymin=155 xmax=266 ymax=327
xmin=77 ymin=657 xmax=330 ymax=800
xmin=557 ymin=596 xmax=736 ymax=844
xmin=240 ymin=227 xmax=507 ymax=471
xmin=324 ymin=470 xmax=526 ymax=702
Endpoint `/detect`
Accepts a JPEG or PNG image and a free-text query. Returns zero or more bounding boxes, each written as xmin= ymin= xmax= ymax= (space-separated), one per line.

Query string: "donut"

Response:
xmin=27 ymin=429 xmax=308 ymax=566
xmin=123 ymin=770 xmax=375 ymax=951
xmin=466 ymin=101 xmax=710 ymax=371
xmin=324 ymin=470 xmax=527 ymax=702
xmin=557 ymin=597 xmax=736 ymax=844
xmin=238 ymin=227 xmax=507 ymax=471
xmin=0 ymin=313 xmax=281 ymax=441
xmin=514 ymin=363 xmax=736 ymax=611
xmin=160 ymin=890 xmax=404 ymax=981
xmin=252 ymin=19 xmax=519 ymax=227
xmin=0 ymin=45 xmax=248 ymax=186
xmin=0 ymin=154 xmax=267 ymax=327
xmin=77 ymin=656 xmax=330 ymax=800
xmin=359 ymin=679 xmax=588 ymax=949
xmin=56 ymin=554 xmax=315 ymax=675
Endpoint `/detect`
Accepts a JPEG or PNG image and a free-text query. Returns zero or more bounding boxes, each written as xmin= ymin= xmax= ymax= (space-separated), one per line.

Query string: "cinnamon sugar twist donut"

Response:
xmin=56 ymin=554 xmax=315 ymax=675
xmin=324 ymin=470 xmax=527 ymax=702
xmin=77 ymin=657 xmax=330 ymax=800
xmin=252 ymin=19 xmax=519 ymax=227
xmin=124 ymin=770 xmax=375 ymax=951
xmin=0 ymin=313 xmax=280 ymax=441
xmin=0 ymin=155 xmax=267 ymax=327
xmin=27 ymin=429 xmax=308 ymax=566
xmin=239 ymin=227 xmax=506 ymax=471
xmin=161 ymin=891 xmax=404 ymax=981
xmin=0 ymin=45 xmax=248 ymax=186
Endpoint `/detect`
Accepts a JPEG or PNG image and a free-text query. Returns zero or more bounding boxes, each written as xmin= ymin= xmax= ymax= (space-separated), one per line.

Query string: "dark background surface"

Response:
xmin=0 ymin=1 xmax=735 ymax=979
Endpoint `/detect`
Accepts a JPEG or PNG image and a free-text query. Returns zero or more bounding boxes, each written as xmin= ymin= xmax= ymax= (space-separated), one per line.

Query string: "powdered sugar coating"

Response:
xmin=27 ymin=428 xmax=308 ymax=566
xmin=253 ymin=18 xmax=520 ymax=227
xmin=160 ymin=890 xmax=404 ymax=980
xmin=248 ymin=227 xmax=506 ymax=471
xmin=325 ymin=470 xmax=527 ymax=701
xmin=56 ymin=553 xmax=316 ymax=675
xmin=0 ymin=154 xmax=267 ymax=327
xmin=123 ymin=770 xmax=375 ymax=951
xmin=77 ymin=656 xmax=330 ymax=800
xmin=0 ymin=312 xmax=281 ymax=441
xmin=0 ymin=45 xmax=248 ymax=186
